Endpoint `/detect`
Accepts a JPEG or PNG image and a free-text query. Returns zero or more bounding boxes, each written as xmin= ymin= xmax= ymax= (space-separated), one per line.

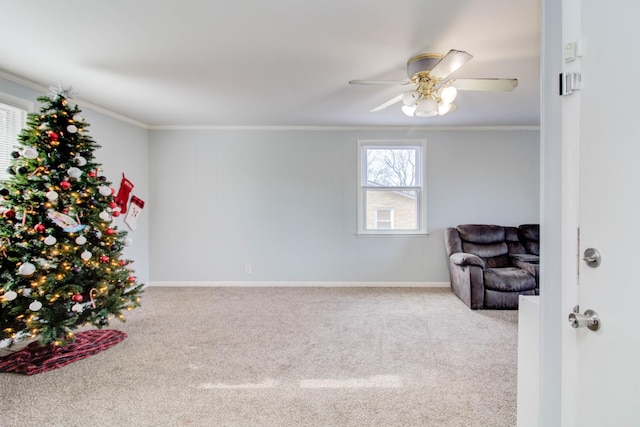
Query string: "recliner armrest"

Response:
xmin=450 ymin=252 xmax=485 ymax=269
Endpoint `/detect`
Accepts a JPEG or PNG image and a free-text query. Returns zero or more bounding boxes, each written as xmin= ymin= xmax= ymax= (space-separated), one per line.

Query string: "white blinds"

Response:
xmin=0 ymin=101 xmax=27 ymax=181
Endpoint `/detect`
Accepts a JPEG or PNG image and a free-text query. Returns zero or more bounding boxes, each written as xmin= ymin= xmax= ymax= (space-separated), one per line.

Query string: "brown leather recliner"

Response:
xmin=444 ymin=224 xmax=539 ymax=309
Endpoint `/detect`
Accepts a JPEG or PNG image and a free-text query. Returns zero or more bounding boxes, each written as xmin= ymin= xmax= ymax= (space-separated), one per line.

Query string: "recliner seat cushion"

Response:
xmin=483 ymin=267 xmax=537 ymax=292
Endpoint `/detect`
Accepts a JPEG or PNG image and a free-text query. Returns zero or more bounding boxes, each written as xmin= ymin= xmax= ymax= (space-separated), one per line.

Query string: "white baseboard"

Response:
xmin=146 ymin=281 xmax=450 ymax=288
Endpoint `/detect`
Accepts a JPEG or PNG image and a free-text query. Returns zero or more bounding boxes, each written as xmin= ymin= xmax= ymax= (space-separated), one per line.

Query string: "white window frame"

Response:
xmin=357 ymin=139 xmax=428 ymax=235
xmin=0 ymin=92 xmax=33 ymax=181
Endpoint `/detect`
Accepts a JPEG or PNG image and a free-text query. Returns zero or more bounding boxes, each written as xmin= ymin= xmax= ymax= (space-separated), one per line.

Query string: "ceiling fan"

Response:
xmin=349 ymin=49 xmax=518 ymax=118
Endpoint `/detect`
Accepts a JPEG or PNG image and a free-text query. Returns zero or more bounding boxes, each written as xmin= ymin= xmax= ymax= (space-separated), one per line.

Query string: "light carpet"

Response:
xmin=0 ymin=287 xmax=518 ymax=426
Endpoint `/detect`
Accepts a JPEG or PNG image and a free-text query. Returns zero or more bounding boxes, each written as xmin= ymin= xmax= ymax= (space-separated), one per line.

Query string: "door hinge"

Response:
xmin=559 ymin=72 xmax=582 ymax=96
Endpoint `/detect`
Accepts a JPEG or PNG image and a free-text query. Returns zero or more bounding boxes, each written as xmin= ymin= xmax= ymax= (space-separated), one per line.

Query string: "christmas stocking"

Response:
xmin=115 ymin=174 xmax=134 ymax=214
xmin=125 ymin=196 xmax=145 ymax=231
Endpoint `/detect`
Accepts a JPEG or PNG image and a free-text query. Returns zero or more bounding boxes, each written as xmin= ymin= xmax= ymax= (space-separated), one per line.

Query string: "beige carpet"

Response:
xmin=0 ymin=287 xmax=518 ymax=426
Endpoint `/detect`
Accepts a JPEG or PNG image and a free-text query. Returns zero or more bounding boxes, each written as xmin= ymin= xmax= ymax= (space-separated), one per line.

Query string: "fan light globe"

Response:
xmin=438 ymin=101 xmax=453 ymax=116
xmin=402 ymin=105 xmax=416 ymax=117
xmin=402 ymin=91 xmax=419 ymax=106
xmin=438 ymin=86 xmax=458 ymax=104
xmin=415 ymin=97 xmax=439 ymax=117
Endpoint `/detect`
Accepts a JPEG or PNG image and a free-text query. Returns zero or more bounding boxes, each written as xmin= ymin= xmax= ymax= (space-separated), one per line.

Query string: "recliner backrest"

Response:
xmin=518 ymin=224 xmax=540 ymax=256
xmin=456 ymin=224 xmax=510 ymax=268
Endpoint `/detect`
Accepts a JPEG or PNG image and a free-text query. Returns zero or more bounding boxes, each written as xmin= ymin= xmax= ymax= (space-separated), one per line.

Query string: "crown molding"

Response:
xmin=0 ymin=69 xmax=149 ymax=129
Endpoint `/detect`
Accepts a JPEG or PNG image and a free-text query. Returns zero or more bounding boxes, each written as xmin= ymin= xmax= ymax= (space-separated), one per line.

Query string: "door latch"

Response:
xmin=559 ymin=72 xmax=582 ymax=96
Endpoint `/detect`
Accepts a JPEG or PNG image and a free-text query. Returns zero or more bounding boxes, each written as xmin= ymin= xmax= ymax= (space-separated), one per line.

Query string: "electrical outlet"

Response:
xmin=245 ymin=265 xmax=252 ymax=274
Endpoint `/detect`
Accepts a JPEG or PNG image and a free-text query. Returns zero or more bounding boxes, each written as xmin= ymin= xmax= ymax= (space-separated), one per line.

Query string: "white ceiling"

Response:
xmin=0 ymin=0 xmax=540 ymax=128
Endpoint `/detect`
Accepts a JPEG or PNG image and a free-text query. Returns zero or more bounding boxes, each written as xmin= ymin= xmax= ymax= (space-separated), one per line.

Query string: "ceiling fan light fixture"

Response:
xmin=350 ymin=49 xmax=517 ymax=119
xmin=415 ymin=97 xmax=438 ymax=117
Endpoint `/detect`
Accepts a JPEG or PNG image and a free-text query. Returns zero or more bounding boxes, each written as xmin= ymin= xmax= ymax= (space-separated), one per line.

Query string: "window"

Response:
xmin=357 ymin=139 xmax=427 ymax=235
xmin=0 ymin=93 xmax=31 ymax=181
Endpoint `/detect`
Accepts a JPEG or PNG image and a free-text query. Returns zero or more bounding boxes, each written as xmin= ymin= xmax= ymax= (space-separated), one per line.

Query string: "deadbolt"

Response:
xmin=583 ymin=248 xmax=601 ymax=268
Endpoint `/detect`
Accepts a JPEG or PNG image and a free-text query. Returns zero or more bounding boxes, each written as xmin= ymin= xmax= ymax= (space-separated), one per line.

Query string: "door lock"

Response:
xmin=582 ymin=248 xmax=601 ymax=268
xmin=568 ymin=306 xmax=601 ymax=331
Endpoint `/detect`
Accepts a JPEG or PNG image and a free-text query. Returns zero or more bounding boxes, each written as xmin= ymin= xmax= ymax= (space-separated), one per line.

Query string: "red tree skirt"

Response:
xmin=0 ymin=329 xmax=127 ymax=375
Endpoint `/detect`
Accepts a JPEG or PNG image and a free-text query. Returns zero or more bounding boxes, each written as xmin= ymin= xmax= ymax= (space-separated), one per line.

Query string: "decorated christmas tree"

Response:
xmin=0 ymin=87 xmax=143 ymax=348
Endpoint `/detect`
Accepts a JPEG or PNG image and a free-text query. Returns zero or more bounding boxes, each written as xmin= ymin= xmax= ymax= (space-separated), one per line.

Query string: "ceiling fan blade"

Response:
xmin=429 ymin=50 xmax=473 ymax=80
xmin=349 ymin=79 xmax=411 ymax=85
xmin=450 ymin=78 xmax=518 ymax=91
xmin=370 ymin=94 xmax=403 ymax=112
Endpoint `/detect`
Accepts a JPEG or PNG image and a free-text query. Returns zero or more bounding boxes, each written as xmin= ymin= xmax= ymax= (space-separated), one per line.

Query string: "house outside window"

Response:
xmin=357 ymin=139 xmax=427 ymax=235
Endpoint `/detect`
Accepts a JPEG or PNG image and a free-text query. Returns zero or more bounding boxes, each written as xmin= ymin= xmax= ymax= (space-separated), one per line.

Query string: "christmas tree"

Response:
xmin=0 ymin=86 xmax=143 ymax=347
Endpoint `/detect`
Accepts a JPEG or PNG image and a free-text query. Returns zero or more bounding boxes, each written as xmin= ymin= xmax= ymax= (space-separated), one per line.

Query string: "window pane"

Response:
xmin=365 ymin=189 xmax=417 ymax=230
xmin=366 ymin=148 xmax=416 ymax=187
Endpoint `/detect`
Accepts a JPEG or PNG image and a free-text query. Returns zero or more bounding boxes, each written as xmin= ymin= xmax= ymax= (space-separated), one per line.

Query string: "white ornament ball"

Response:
xmin=18 ymin=262 xmax=36 ymax=276
xmin=29 ymin=301 xmax=43 ymax=311
xmin=98 ymin=186 xmax=112 ymax=197
xmin=81 ymin=250 xmax=92 ymax=260
xmin=99 ymin=211 xmax=111 ymax=221
xmin=75 ymin=235 xmax=87 ymax=245
xmin=46 ymin=190 xmax=59 ymax=201
xmin=44 ymin=235 xmax=57 ymax=245
xmin=67 ymin=124 xmax=78 ymax=134
xmin=3 ymin=291 xmax=18 ymax=301
xmin=124 ymin=237 xmax=133 ymax=246
xmin=67 ymin=167 xmax=82 ymax=179
xmin=73 ymin=114 xmax=83 ymax=122
xmin=22 ymin=288 xmax=32 ymax=297
xmin=74 ymin=155 xmax=87 ymax=166
xmin=23 ymin=147 xmax=38 ymax=159
xmin=72 ymin=302 xmax=84 ymax=313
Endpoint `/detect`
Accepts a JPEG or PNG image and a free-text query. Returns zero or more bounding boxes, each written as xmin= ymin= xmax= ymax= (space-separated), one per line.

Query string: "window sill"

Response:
xmin=356 ymin=232 xmax=429 ymax=237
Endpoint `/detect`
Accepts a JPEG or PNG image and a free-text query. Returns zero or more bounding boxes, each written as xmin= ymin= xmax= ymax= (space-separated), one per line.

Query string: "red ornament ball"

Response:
xmin=127 ymin=276 xmax=136 ymax=282
xmin=71 ymin=294 xmax=83 ymax=302
xmin=34 ymin=223 xmax=46 ymax=233
xmin=109 ymin=202 xmax=117 ymax=209
xmin=111 ymin=211 xmax=121 ymax=217
xmin=99 ymin=255 xmax=109 ymax=263
xmin=60 ymin=181 xmax=71 ymax=190
xmin=48 ymin=131 xmax=59 ymax=141
xmin=3 ymin=209 xmax=16 ymax=219
xmin=88 ymin=170 xmax=97 ymax=178
xmin=105 ymin=228 xmax=115 ymax=235
xmin=119 ymin=259 xmax=128 ymax=266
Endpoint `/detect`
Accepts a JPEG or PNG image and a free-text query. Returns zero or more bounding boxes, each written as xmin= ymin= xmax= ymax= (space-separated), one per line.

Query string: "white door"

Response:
xmin=570 ymin=1 xmax=640 ymax=424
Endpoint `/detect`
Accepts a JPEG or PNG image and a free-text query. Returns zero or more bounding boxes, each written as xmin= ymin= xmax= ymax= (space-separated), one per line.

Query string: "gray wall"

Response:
xmin=2 ymin=76 xmax=539 ymax=286
xmin=149 ymin=128 xmax=539 ymax=284
xmin=0 ymin=77 xmax=150 ymax=283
